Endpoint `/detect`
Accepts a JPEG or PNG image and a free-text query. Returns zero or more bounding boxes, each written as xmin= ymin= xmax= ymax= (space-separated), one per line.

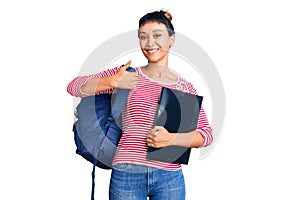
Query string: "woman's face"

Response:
xmin=138 ymin=22 xmax=175 ymax=65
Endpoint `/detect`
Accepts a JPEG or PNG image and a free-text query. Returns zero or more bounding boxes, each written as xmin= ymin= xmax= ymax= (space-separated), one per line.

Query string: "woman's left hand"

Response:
xmin=146 ymin=126 xmax=176 ymax=148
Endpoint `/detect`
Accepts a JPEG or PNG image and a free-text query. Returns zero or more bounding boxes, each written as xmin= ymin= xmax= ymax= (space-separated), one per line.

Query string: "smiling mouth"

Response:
xmin=146 ymin=48 xmax=159 ymax=54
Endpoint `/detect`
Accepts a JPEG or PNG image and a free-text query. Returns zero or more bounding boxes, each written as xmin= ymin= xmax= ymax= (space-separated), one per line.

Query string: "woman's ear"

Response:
xmin=169 ymin=34 xmax=175 ymax=48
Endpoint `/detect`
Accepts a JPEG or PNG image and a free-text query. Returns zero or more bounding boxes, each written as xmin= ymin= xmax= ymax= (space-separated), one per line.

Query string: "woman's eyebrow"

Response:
xmin=152 ymin=29 xmax=163 ymax=32
xmin=139 ymin=29 xmax=164 ymax=34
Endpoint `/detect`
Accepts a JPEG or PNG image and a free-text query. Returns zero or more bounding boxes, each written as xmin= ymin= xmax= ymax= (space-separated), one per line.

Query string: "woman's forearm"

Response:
xmin=80 ymin=75 xmax=117 ymax=95
xmin=147 ymin=126 xmax=205 ymax=148
xmin=171 ymin=131 xmax=204 ymax=148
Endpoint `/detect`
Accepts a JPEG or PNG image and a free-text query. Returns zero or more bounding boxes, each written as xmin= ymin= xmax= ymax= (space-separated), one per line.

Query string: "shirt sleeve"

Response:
xmin=66 ymin=65 xmax=122 ymax=98
xmin=184 ymin=80 xmax=213 ymax=147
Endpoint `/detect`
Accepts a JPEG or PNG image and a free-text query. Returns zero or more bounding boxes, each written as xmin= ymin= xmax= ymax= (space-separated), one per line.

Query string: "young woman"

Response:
xmin=67 ymin=10 xmax=213 ymax=200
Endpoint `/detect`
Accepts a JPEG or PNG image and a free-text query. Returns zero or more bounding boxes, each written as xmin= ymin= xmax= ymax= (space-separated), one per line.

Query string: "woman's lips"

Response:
xmin=146 ymin=48 xmax=159 ymax=54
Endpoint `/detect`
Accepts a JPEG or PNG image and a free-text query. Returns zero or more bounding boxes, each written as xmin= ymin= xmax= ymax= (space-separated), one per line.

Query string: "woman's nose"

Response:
xmin=147 ymin=36 xmax=155 ymax=46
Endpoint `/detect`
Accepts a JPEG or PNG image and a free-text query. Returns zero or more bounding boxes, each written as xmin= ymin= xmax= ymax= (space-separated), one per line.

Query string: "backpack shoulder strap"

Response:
xmin=111 ymin=66 xmax=136 ymax=119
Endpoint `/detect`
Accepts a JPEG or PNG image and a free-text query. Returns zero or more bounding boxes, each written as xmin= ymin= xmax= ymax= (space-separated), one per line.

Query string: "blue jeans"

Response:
xmin=109 ymin=163 xmax=186 ymax=200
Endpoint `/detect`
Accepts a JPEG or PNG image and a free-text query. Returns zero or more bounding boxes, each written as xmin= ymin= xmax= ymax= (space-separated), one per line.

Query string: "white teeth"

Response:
xmin=147 ymin=49 xmax=158 ymax=53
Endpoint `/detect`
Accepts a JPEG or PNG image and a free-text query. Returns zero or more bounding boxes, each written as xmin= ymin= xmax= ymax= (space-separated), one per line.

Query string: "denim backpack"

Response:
xmin=72 ymin=67 xmax=134 ymax=200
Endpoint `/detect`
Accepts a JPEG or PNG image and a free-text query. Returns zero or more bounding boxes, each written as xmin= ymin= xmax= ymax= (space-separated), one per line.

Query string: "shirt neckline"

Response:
xmin=138 ymin=67 xmax=180 ymax=85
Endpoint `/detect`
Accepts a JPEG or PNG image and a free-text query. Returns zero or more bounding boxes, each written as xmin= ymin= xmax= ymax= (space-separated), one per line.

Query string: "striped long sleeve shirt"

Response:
xmin=67 ymin=66 xmax=213 ymax=170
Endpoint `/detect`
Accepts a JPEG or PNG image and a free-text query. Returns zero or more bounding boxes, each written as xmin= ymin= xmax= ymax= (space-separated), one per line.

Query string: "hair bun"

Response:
xmin=160 ymin=10 xmax=172 ymax=21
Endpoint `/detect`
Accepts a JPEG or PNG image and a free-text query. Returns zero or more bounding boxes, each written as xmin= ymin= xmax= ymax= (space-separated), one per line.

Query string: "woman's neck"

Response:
xmin=141 ymin=63 xmax=178 ymax=83
xmin=147 ymin=62 xmax=167 ymax=70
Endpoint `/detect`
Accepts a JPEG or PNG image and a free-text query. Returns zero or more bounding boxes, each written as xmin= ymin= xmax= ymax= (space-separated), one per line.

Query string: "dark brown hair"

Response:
xmin=139 ymin=10 xmax=175 ymax=36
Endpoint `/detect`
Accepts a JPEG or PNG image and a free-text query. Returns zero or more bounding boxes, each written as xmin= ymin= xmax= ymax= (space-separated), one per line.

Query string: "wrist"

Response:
xmin=109 ymin=75 xmax=118 ymax=88
xmin=171 ymin=133 xmax=178 ymax=146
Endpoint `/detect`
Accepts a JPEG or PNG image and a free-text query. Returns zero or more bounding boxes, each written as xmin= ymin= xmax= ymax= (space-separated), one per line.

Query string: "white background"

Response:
xmin=1 ymin=0 xmax=299 ymax=199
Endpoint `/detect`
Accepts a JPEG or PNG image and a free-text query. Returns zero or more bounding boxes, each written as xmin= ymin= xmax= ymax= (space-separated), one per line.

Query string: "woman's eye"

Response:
xmin=153 ymin=34 xmax=162 ymax=39
xmin=139 ymin=35 xmax=147 ymax=40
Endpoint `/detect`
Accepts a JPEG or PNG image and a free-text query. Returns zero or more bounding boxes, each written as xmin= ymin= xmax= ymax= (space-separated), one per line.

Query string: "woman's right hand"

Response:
xmin=113 ymin=60 xmax=138 ymax=89
xmin=80 ymin=60 xmax=137 ymax=95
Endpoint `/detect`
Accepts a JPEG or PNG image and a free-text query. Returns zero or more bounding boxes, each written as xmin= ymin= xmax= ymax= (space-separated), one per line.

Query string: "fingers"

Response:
xmin=147 ymin=126 xmax=164 ymax=148
xmin=147 ymin=137 xmax=156 ymax=148
xmin=127 ymin=72 xmax=138 ymax=89
xmin=148 ymin=126 xmax=163 ymax=135
xmin=147 ymin=127 xmax=159 ymax=142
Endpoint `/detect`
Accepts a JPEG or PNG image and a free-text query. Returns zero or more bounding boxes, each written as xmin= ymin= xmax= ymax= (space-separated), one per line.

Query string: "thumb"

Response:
xmin=121 ymin=60 xmax=132 ymax=70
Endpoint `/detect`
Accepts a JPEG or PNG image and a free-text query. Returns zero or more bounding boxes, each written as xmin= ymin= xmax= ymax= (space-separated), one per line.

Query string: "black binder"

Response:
xmin=146 ymin=87 xmax=203 ymax=164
